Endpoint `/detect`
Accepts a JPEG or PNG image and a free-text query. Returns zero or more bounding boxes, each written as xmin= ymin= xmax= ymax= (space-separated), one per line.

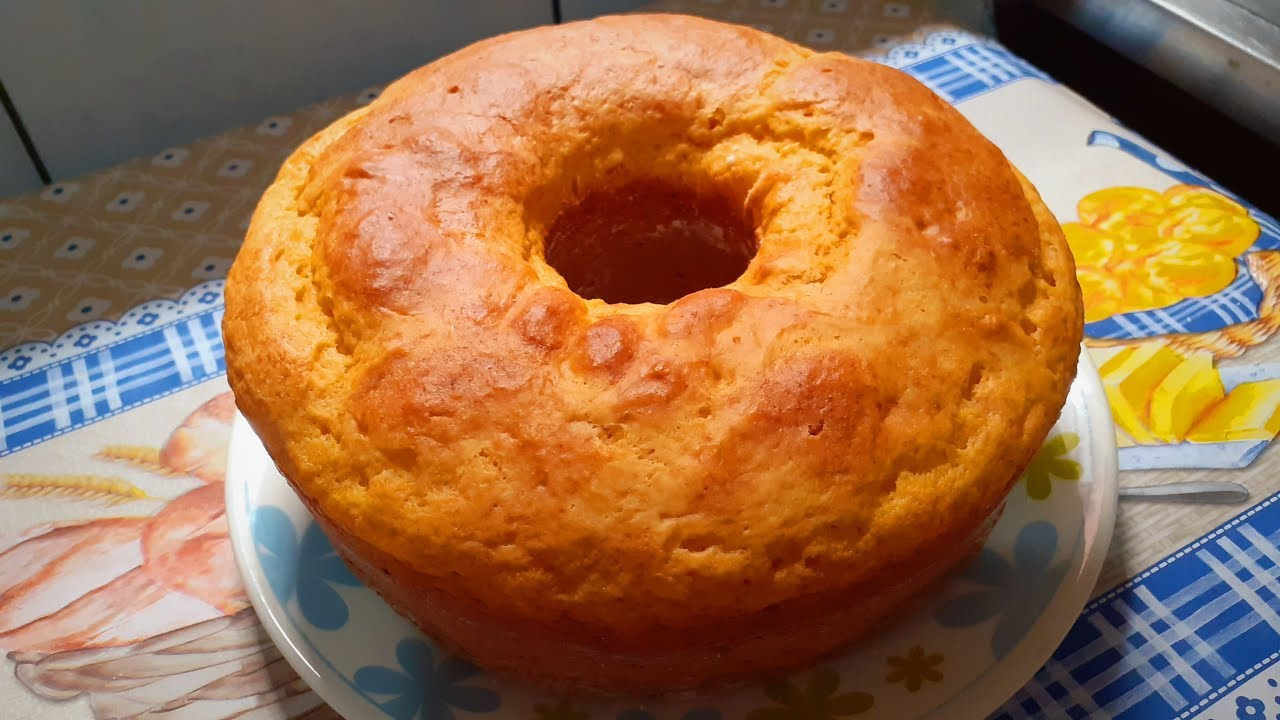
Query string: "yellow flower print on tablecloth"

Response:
xmin=1065 ymin=185 xmax=1260 ymax=323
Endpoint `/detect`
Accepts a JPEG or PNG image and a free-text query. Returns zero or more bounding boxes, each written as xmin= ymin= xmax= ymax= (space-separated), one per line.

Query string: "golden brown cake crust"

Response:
xmin=223 ymin=14 xmax=1084 ymax=692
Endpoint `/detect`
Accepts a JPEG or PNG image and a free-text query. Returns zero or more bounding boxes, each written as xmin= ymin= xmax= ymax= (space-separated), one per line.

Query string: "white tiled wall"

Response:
xmin=0 ymin=118 xmax=40 ymax=198
xmin=561 ymin=0 xmax=650 ymax=20
xmin=0 ymin=1 xmax=553 ymax=185
xmin=0 ymin=1 xmax=679 ymax=199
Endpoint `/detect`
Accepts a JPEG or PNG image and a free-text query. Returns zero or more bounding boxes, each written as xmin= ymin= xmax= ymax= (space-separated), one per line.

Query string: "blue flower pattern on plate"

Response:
xmin=253 ymin=505 xmax=297 ymax=602
xmin=934 ymin=522 xmax=1069 ymax=659
xmin=252 ymin=506 xmax=362 ymax=630
xmin=355 ymin=637 xmax=501 ymax=720
xmin=250 ymin=497 xmax=1079 ymax=711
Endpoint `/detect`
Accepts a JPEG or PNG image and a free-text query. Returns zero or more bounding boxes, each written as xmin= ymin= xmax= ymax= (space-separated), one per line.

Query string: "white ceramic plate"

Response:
xmin=226 ymin=350 xmax=1117 ymax=720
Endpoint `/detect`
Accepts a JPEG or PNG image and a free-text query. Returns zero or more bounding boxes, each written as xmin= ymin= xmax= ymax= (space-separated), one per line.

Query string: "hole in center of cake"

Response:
xmin=544 ymin=180 xmax=758 ymax=305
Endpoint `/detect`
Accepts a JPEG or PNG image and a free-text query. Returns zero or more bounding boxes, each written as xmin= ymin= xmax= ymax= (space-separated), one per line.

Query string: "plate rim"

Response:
xmin=225 ymin=346 xmax=1120 ymax=720
xmin=226 ymin=417 xmax=380 ymax=720
xmin=919 ymin=348 xmax=1119 ymax=720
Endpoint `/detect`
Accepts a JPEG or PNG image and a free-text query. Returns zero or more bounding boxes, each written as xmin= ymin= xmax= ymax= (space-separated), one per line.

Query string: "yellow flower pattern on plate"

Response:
xmin=885 ymin=646 xmax=944 ymax=693
xmin=1022 ymin=434 xmax=1082 ymax=500
xmin=747 ymin=668 xmax=874 ymax=720
xmin=1065 ymin=185 xmax=1260 ymax=323
xmin=532 ymin=700 xmax=590 ymax=720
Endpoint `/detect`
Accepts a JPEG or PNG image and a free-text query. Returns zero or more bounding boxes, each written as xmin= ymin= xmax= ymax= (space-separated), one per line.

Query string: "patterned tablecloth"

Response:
xmin=2 ymin=2 xmax=1280 ymax=719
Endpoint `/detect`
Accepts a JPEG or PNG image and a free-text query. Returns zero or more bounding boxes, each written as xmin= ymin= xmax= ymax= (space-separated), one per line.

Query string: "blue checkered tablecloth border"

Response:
xmin=870 ymin=30 xmax=1051 ymax=104
xmin=0 ymin=306 xmax=224 ymax=456
xmin=995 ymin=495 xmax=1280 ymax=719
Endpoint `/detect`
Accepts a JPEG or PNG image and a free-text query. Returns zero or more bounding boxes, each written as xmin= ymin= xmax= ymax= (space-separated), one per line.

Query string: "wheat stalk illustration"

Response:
xmin=96 ymin=445 xmax=175 ymax=475
xmin=0 ymin=474 xmax=152 ymax=506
